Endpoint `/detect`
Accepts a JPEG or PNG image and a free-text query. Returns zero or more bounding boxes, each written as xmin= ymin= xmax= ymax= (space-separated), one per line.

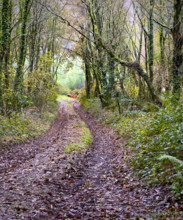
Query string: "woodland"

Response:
xmin=0 ymin=0 xmax=183 ymax=219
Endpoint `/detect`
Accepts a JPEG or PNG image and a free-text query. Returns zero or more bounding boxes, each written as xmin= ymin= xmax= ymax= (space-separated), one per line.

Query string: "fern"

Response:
xmin=158 ymin=155 xmax=183 ymax=166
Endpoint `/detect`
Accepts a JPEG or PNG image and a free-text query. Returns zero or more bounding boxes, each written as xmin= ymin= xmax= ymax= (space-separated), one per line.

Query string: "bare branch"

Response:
xmin=36 ymin=0 xmax=92 ymax=42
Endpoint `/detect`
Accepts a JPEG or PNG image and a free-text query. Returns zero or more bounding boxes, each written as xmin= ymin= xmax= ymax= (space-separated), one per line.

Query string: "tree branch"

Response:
xmin=36 ymin=0 xmax=92 ymax=42
xmin=153 ymin=18 xmax=172 ymax=32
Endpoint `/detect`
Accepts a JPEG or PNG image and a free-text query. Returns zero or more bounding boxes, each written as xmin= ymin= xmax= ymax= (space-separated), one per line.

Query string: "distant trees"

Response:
xmin=78 ymin=0 xmax=183 ymax=106
xmin=0 ymin=0 xmax=71 ymax=114
xmin=0 ymin=0 xmax=182 ymax=114
xmin=79 ymin=0 xmax=159 ymax=105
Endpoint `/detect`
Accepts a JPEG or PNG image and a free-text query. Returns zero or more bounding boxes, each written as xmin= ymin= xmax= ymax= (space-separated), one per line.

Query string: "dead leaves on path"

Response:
xmin=0 ymin=100 xmax=182 ymax=219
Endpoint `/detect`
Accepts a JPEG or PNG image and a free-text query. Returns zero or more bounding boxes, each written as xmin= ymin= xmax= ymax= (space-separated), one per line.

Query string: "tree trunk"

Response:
xmin=158 ymin=26 xmax=166 ymax=93
xmin=157 ymin=0 xmax=166 ymax=93
xmin=148 ymin=0 xmax=154 ymax=83
xmin=0 ymin=0 xmax=12 ymax=104
xmin=172 ymin=0 xmax=183 ymax=97
xmin=14 ymin=0 xmax=32 ymax=91
xmin=138 ymin=28 xmax=144 ymax=98
xmin=84 ymin=59 xmax=91 ymax=98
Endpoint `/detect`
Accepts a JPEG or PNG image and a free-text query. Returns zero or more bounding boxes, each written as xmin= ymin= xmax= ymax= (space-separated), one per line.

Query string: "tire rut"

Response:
xmin=0 ymin=100 xmax=170 ymax=219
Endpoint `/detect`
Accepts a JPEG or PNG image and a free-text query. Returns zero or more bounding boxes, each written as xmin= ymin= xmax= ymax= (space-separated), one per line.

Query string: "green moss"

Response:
xmin=64 ymin=120 xmax=92 ymax=154
xmin=81 ymin=127 xmax=92 ymax=147
xmin=80 ymin=121 xmax=92 ymax=147
xmin=64 ymin=143 xmax=84 ymax=153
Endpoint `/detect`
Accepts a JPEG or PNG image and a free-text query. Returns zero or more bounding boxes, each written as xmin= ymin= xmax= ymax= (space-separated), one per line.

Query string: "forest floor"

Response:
xmin=0 ymin=100 xmax=180 ymax=219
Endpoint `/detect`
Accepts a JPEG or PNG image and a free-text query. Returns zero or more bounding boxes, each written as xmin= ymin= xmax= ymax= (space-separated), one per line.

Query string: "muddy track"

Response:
xmin=0 ymin=101 xmax=172 ymax=219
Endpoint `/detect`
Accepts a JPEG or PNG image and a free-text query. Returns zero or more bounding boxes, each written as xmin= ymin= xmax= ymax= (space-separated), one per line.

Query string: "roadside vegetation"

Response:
xmin=80 ymin=95 xmax=183 ymax=199
xmin=0 ymin=101 xmax=58 ymax=148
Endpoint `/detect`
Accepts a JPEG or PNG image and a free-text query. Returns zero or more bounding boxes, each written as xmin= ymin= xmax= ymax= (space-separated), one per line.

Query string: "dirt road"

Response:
xmin=0 ymin=100 xmax=171 ymax=219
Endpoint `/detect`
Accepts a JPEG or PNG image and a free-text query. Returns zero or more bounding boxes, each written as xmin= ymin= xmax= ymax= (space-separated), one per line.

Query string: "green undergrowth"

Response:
xmin=64 ymin=121 xmax=92 ymax=153
xmin=80 ymin=96 xmax=183 ymax=198
xmin=0 ymin=102 xmax=58 ymax=148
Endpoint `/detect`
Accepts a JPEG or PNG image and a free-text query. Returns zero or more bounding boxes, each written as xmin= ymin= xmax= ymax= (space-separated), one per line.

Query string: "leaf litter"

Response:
xmin=0 ymin=100 xmax=181 ymax=219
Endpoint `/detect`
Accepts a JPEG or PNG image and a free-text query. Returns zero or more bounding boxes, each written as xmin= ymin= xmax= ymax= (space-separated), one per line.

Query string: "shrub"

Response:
xmin=80 ymin=97 xmax=103 ymax=118
xmin=0 ymin=112 xmax=50 ymax=146
xmin=123 ymin=102 xmax=183 ymax=197
xmin=25 ymin=53 xmax=59 ymax=114
xmin=2 ymin=89 xmax=32 ymax=115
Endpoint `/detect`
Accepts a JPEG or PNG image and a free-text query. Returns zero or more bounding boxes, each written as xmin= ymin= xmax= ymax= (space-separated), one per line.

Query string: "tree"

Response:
xmin=0 ymin=0 xmax=12 ymax=104
xmin=172 ymin=0 xmax=183 ymax=97
xmin=14 ymin=0 xmax=32 ymax=91
xmin=84 ymin=0 xmax=160 ymax=104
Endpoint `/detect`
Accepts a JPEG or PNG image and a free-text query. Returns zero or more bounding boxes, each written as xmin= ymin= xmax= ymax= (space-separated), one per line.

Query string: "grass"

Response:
xmin=64 ymin=121 xmax=92 ymax=154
